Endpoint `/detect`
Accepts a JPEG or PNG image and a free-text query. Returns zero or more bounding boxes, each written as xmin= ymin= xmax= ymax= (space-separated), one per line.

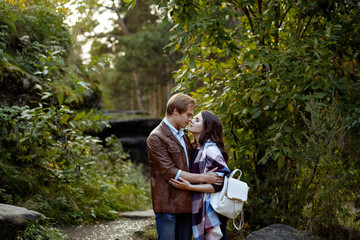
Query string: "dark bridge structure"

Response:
xmin=95 ymin=118 xmax=161 ymax=168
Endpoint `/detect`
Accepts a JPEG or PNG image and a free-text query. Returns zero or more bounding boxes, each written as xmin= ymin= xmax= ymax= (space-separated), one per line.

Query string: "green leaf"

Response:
xmin=65 ymin=97 xmax=75 ymax=104
xmin=272 ymin=132 xmax=282 ymax=141
xmin=284 ymin=126 xmax=292 ymax=133
xmin=41 ymin=92 xmax=53 ymax=100
xmin=277 ymin=155 xmax=285 ymax=169
xmin=170 ymin=44 xmax=180 ymax=54
xmin=74 ymin=111 xmax=86 ymax=121
xmin=189 ymin=57 xmax=196 ymax=68
xmin=314 ymin=92 xmax=326 ymax=99
xmin=58 ymin=92 xmax=64 ymax=105
xmin=252 ymin=110 xmax=261 ymax=119
xmin=78 ymin=81 xmax=90 ymax=89
xmin=282 ymin=146 xmax=292 ymax=156
xmin=59 ymin=114 xmax=70 ymax=124
xmin=177 ymin=54 xmax=188 ymax=64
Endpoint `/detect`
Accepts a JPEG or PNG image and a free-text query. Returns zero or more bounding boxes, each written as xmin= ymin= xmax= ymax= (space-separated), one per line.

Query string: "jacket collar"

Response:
xmin=163 ymin=117 xmax=185 ymax=138
xmin=161 ymin=120 xmax=176 ymax=138
xmin=160 ymin=120 xmax=191 ymax=149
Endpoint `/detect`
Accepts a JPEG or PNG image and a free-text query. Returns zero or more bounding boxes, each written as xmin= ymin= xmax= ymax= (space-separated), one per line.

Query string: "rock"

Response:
xmin=0 ymin=61 xmax=102 ymax=109
xmin=0 ymin=204 xmax=45 ymax=240
xmin=0 ymin=61 xmax=58 ymax=108
xmin=246 ymin=224 xmax=311 ymax=240
xmin=79 ymin=88 xmax=103 ymax=109
xmin=120 ymin=209 xmax=154 ymax=219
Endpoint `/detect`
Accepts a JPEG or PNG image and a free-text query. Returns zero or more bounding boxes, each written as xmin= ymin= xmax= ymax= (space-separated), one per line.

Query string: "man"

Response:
xmin=146 ymin=93 xmax=223 ymax=240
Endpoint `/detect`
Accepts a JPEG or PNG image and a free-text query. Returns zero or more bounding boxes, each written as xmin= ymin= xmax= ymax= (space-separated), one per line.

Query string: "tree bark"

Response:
xmin=131 ymin=70 xmax=144 ymax=110
xmin=149 ymin=78 xmax=158 ymax=117
xmin=158 ymin=84 xmax=164 ymax=118
xmin=110 ymin=4 xmax=144 ymax=111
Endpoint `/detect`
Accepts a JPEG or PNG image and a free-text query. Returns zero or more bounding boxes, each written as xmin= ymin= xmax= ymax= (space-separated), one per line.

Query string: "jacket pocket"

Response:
xmin=168 ymin=147 xmax=182 ymax=154
xmin=168 ymin=147 xmax=184 ymax=166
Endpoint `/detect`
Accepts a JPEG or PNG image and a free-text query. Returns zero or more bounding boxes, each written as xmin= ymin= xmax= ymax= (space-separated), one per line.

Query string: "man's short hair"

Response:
xmin=166 ymin=93 xmax=197 ymax=116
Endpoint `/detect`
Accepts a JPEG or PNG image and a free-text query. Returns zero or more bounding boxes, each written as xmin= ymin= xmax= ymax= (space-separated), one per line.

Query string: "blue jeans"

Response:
xmin=155 ymin=213 xmax=192 ymax=240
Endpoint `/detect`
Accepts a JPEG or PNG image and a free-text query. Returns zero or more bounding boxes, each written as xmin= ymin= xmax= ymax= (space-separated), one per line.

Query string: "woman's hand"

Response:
xmin=169 ymin=177 xmax=193 ymax=190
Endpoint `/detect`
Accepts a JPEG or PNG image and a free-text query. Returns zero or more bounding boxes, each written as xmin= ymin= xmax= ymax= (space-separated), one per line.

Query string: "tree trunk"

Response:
xmin=158 ymin=84 xmax=164 ymax=118
xmin=149 ymin=81 xmax=157 ymax=117
xmin=112 ymin=5 xmax=144 ymax=111
xmin=131 ymin=71 xmax=144 ymax=110
xmin=130 ymin=88 xmax=135 ymax=110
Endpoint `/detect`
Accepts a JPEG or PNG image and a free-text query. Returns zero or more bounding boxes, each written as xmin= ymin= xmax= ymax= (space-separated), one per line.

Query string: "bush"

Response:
xmin=292 ymin=99 xmax=360 ymax=238
xmin=157 ymin=0 xmax=360 ymax=237
xmin=18 ymin=220 xmax=67 ymax=240
xmin=0 ymin=104 xmax=151 ymax=224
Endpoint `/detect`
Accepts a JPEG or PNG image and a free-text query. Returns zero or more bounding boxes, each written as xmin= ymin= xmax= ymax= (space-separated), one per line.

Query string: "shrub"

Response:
xmin=18 ymin=220 xmax=67 ymax=240
xmin=0 ymin=103 xmax=151 ymax=224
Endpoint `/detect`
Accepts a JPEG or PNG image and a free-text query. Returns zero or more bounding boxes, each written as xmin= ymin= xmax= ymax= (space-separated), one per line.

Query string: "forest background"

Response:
xmin=0 ymin=0 xmax=360 ymax=239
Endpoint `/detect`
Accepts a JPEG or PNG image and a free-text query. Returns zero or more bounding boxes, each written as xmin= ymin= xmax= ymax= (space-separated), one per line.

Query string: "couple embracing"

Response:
xmin=147 ymin=93 xmax=231 ymax=240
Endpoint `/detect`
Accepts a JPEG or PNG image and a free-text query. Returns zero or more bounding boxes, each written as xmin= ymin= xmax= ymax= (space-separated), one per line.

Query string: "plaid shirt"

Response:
xmin=191 ymin=141 xmax=231 ymax=240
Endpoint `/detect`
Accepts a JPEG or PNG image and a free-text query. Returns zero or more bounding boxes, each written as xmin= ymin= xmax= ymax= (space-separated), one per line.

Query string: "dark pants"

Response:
xmin=219 ymin=214 xmax=228 ymax=240
xmin=155 ymin=213 xmax=192 ymax=240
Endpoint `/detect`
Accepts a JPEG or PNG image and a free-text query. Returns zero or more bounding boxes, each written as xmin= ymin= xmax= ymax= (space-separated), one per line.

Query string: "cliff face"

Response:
xmin=0 ymin=61 xmax=102 ymax=109
xmin=0 ymin=61 xmax=46 ymax=107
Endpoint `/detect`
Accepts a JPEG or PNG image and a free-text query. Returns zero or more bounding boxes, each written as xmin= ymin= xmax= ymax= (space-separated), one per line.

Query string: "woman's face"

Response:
xmin=189 ymin=112 xmax=204 ymax=134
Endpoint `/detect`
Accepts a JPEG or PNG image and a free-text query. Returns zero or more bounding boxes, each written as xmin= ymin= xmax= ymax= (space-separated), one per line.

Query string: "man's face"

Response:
xmin=173 ymin=106 xmax=195 ymax=129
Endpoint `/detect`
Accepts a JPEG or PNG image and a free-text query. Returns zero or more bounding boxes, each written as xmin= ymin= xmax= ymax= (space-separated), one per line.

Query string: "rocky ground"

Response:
xmin=58 ymin=210 xmax=155 ymax=240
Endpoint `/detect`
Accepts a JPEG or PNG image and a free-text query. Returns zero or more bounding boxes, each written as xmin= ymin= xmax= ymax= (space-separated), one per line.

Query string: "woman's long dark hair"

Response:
xmin=197 ymin=111 xmax=229 ymax=162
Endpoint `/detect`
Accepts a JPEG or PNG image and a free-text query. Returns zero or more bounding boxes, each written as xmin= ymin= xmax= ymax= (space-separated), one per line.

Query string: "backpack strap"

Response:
xmin=233 ymin=207 xmax=244 ymax=230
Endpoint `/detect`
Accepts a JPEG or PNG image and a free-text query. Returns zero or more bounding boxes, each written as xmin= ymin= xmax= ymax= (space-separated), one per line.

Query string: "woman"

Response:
xmin=170 ymin=111 xmax=231 ymax=240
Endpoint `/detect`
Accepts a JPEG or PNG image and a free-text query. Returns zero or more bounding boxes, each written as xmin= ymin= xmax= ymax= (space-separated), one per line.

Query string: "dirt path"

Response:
xmin=59 ymin=210 xmax=155 ymax=240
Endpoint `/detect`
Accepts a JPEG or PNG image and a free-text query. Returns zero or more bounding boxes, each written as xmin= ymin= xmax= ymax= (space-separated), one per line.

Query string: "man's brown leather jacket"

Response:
xmin=146 ymin=120 xmax=193 ymax=214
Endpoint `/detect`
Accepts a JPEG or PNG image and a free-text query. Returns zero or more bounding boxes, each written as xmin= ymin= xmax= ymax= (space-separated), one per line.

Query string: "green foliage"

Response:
xmin=0 ymin=104 xmax=151 ymax=224
xmin=72 ymin=0 xmax=177 ymax=114
xmin=133 ymin=222 xmax=157 ymax=240
xmin=0 ymin=0 xmax=103 ymax=108
xmin=104 ymin=23 xmax=177 ymax=110
xmin=282 ymin=99 xmax=358 ymax=238
xmin=0 ymin=1 xmax=71 ymax=74
xmin=18 ymin=220 xmax=67 ymax=240
xmin=0 ymin=0 xmax=151 ymax=231
xmin=159 ymin=0 xmax=360 ymax=237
